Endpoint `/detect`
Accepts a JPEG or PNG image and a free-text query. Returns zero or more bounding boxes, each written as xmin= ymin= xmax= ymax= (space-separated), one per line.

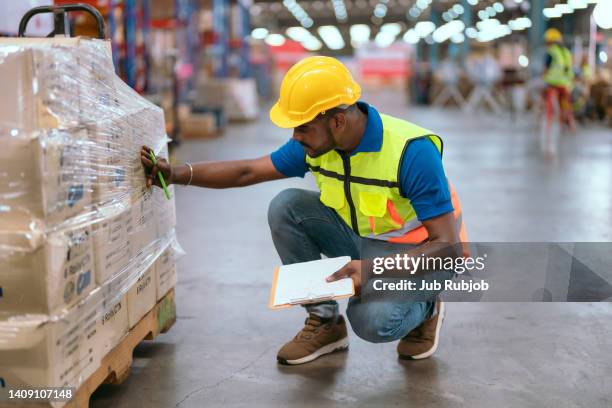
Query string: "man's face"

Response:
xmin=292 ymin=117 xmax=336 ymax=158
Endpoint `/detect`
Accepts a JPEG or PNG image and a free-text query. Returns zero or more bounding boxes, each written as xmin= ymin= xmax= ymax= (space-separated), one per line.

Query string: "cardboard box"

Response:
xmin=0 ymin=225 xmax=96 ymax=315
xmin=127 ymin=265 xmax=157 ymax=328
xmin=193 ymin=79 xmax=229 ymax=109
xmin=155 ymin=246 xmax=177 ymax=301
xmin=193 ymin=78 xmax=259 ymax=122
xmin=0 ymin=129 xmax=92 ymax=231
xmin=127 ymin=188 xmax=157 ymax=256
xmin=0 ymin=38 xmax=121 ymax=232
xmin=96 ymin=291 xmax=129 ymax=359
xmin=0 ymin=211 xmax=45 ymax=251
xmin=0 ymin=289 xmax=102 ymax=390
xmin=0 ymin=38 xmax=165 ymax=210
xmin=153 ymin=184 xmax=177 ymax=239
xmin=150 ymin=0 xmax=175 ymax=20
xmin=0 ymin=37 xmax=115 ymax=131
xmin=92 ymin=208 xmax=132 ymax=285
xmin=90 ymin=105 xmax=166 ymax=206
xmin=0 ymin=47 xmax=55 ymax=131
xmin=226 ymin=78 xmax=259 ymax=121
xmin=81 ymin=297 xmax=104 ymax=383
xmin=93 ymin=182 xmax=174 ymax=290
xmin=180 ymin=112 xmax=217 ymax=139
xmin=89 ymin=117 xmax=131 ymax=205
xmin=0 ymin=266 xmax=134 ymax=391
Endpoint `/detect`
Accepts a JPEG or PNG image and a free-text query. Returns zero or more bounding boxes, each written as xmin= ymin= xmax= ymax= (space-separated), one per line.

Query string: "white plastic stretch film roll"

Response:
xmin=0 ymin=37 xmax=183 ymax=391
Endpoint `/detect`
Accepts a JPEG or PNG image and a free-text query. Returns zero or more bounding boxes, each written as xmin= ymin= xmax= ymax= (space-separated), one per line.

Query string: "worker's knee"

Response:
xmin=267 ymin=188 xmax=310 ymax=230
xmin=346 ymin=300 xmax=402 ymax=344
xmin=347 ymin=298 xmax=429 ymax=344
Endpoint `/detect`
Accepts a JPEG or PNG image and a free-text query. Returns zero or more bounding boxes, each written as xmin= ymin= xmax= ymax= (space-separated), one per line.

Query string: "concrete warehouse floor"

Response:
xmin=91 ymin=91 xmax=612 ymax=407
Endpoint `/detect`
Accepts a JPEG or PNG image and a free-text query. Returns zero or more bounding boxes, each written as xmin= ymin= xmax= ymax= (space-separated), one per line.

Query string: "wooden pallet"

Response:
xmin=64 ymin=288 xmax=176 ymax=408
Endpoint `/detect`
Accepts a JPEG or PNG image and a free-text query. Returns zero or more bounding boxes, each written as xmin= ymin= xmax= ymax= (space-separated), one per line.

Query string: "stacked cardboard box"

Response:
xmin=180 ymin=112 xmax=218 ymax=139
xmin=0 ymin=281 xmax=123 ymax=389
xmin=0 ymin=224 xmax=96 ymax=314
xmin=193 ymin=77 xmax=259 ymax=122
xmin=0 ymin=37 xmax=180 ymax=394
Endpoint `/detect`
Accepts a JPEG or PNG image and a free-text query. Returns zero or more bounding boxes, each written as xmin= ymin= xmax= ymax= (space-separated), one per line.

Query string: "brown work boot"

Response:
xmin=277 ymin=314 xmax=348 ymax=365
xmin=397 ymin=299 xmax=445 ymax=360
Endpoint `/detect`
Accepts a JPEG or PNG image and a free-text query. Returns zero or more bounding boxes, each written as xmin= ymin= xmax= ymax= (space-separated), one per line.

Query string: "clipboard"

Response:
xmin=268 ymin=256 xmax=355 ymax=309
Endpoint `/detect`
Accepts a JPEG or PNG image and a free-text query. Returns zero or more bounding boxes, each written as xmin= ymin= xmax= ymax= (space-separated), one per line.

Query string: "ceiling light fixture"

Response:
xmin=403 ymin=28 xmax=420 ymax=44
xmin=375 ymin=31 xmax=397 ymax=47
xmin=415 ymin=21 xmax=436 ymax=37
xmin=554 ymin=3 xmax=574 ymax=14
xmin=568 ymin=0 xmax=587 ymax=9
xmin=282 ymin=0 xmax=315 ymax=28
xmin=543 ymin=7 xmax=562 ymax=18
xmin=451 ymin=32 xmax=465 ymax=43
xmin=265 ymin=33 xmax=286 ymax=47
xmin=373 ymin=3 xmax=388 ymax=18
xmin=465 ymin=27 xmax=478 ymax=38
xmin=432 ymin=20 xmax=465 ymax=43
xmin=318 ymin=25 xmax=346 ymax=50
xmin=350 ymin=24 xmax=371 ymax=47
xmin=302 ymin=36 xmax=323 ymax=51
xmin=593 ymin=0 xmax=612 ymax=29
xmin=331 ymin=0 xmax=348 ymax=22
xmin=251 ymin=28 xmax=269 ymax=40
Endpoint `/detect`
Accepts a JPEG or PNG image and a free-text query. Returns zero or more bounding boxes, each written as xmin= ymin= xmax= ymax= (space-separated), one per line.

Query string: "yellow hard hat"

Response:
xmin=269 ymin=56 xmax=361 ymax=128
xmin=544 ymin=28 xmax=563 ymax=43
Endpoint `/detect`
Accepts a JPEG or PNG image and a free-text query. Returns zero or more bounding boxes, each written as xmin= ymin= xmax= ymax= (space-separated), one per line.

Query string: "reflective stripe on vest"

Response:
xmin=305 ymin=113 xmax=468 ymax=247
xmin=544 ymin=44 xmax=573 ymax=89
xmin=385 ymin=183 xmax=471 ymax=256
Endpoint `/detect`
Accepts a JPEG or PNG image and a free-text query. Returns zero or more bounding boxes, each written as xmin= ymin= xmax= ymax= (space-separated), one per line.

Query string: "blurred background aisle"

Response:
xmin=5 ymin=0 xmax=610 ymax=144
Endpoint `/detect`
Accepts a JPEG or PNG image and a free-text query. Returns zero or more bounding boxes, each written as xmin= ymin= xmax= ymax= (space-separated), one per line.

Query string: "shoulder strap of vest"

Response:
xmin=380 ymin=113 xmax=434 ymax=139
xmin=378 ymin=114 xmax=444 ymax=198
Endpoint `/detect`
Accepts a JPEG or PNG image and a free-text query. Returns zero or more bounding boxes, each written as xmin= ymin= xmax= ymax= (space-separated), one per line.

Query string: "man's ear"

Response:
xmin=332 ymin=112 xmax=347 ymax=132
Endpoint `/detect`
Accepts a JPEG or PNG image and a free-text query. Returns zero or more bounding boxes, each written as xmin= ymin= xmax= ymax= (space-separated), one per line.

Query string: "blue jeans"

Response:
xmin=268 ymin=188 xmax=450 ymax=344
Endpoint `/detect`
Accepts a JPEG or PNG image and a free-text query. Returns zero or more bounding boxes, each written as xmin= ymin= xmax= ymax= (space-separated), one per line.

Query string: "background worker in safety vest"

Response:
xmin=543 ymin=28 xmax=575 ymax=130
xmin=141 ymin=56 xmax=466 ymax=365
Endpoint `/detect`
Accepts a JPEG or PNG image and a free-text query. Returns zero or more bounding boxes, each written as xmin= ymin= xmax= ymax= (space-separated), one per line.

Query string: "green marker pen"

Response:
xmin=149 ymin=151 xmax=171 ymax=200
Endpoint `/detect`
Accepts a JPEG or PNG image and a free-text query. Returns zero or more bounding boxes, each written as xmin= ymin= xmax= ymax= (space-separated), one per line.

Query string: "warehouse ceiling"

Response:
xmin=249 ymin=0 xmax=586 ymax=54
xmin=250 ymin=0 xmax=534 ymax=28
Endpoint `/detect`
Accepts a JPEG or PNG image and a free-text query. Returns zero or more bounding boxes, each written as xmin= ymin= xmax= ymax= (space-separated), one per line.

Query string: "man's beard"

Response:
xmin=305 ymin=127 xmax=335 ymax=158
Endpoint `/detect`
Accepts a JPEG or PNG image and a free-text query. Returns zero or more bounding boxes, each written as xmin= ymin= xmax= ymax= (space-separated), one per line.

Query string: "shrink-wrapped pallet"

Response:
xmin=0 ymin=37 xmax=182 ymax=395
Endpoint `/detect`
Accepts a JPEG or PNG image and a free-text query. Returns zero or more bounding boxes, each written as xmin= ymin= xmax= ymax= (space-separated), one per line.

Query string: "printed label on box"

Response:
xmin=127 ymin=266 xmax=157 ymax=328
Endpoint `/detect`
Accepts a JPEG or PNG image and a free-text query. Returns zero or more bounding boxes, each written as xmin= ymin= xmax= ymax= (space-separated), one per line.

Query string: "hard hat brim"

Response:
xmin=269 ymin=102 xmax=315 ymax=129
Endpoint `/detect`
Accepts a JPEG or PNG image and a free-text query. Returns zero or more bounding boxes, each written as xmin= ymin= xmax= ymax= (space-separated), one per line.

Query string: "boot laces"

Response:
xmin=297 ymin=316 xmax=324 ymax=339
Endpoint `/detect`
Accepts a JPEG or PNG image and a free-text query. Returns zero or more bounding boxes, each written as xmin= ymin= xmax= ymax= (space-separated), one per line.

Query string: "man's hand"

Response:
xmin=140 ymin=145 xmax=173 ymax=188
xmin=326 ymin=260 xmax=363 ymax=295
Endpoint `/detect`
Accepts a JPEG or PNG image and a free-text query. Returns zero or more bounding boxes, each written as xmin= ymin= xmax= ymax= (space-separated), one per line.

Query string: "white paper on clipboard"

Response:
xmin=269 ymin=256 xmax=354 ymax=309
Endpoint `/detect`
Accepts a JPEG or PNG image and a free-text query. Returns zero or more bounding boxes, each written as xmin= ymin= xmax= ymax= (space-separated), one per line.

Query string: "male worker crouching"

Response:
xmin=141 ymin=56 xmax=467 ymax=365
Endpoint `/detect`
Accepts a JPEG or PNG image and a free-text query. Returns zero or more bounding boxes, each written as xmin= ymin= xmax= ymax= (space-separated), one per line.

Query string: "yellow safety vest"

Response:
xmin=306 ymin=114 xmax=467 ymax=244
xmin=544 ymin=44 xmax=573 ymax=89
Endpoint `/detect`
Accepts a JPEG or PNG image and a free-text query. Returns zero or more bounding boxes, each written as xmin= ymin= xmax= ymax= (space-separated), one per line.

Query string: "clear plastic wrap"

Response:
xmin=0 ymin=37 xmax=169 ymax=246
xmin=0 ymin=37 xmax=182 ymax=393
